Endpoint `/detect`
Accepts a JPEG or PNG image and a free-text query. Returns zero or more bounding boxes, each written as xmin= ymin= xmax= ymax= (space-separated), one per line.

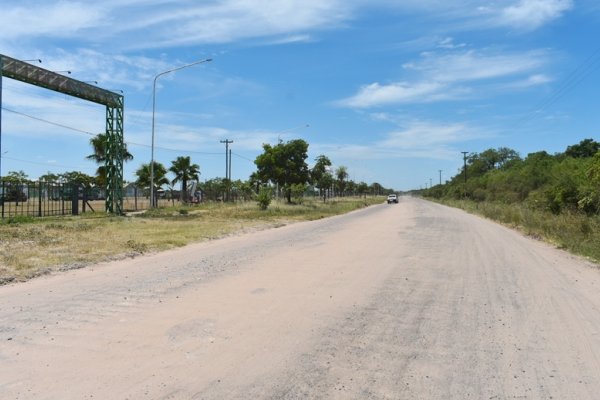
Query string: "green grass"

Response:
xmin=438 ymin=199 xmax=600 ymax=263
xmin=0 ymin=196 xmax=383 ymax=284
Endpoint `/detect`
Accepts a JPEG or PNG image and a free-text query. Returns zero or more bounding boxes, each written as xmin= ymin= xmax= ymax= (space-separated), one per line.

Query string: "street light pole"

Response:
xmin=150 ymin=58 xmax=212 ymax=207
xmin=439 ymin=169 xmax=443 ymax=186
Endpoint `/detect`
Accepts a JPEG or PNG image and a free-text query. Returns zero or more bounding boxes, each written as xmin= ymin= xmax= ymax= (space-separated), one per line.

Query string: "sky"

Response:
xmin=1 ymin=0 xmax=599 ymax=191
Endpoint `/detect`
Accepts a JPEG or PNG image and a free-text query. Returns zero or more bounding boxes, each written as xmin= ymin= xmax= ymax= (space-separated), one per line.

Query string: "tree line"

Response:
xmin=1 ymin=135 xmax=394 ymax=205
xmin=423 ymin=138 xmax=600 ymax=215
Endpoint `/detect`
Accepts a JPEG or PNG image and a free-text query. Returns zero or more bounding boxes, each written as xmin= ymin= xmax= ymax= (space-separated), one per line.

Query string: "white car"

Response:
xmin=387 ymin=194 xmax=398 ymax=204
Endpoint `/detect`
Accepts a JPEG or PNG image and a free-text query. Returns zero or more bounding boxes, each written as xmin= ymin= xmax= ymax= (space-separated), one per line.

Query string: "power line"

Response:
xmin=511 ymin=45 xmax=600 ymax=129
xmin=231 ymin=152 xmax=255 ymax=163
xmin=3 ymin=107 xmax=96 ymax=136
xmin=2 ymin=106 xmax=222 ymax=156
xmin=2 ymin=155 xmax=89 ymax=171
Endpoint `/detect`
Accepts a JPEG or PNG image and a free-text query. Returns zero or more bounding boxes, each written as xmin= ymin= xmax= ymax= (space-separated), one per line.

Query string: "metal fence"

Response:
xmin=0 ymin=181 xmax=202 ymax=218
xmin=0 ymin=181 xmax=105 ymax=218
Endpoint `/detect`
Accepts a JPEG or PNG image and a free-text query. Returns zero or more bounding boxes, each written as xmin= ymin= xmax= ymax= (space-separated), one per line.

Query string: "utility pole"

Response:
xmin=461 ymin=151 xmax=468 ymax=199
xmin=439 ymin=170 xmax=443 ymax=186
xmin=220 ymin=139 xmax=233 ymax=201
xmin=430 ymin=178 xmax=432 ymax=188
xmin=461 ymin=152 xmax=468 ymax=183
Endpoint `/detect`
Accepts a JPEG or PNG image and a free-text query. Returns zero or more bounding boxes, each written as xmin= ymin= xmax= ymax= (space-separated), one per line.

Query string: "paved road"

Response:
xmin=1 ymin=197 xmax=600 ymax=399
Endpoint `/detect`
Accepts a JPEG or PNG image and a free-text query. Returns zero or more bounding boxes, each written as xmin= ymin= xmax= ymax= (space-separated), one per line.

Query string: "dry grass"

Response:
xmin=0 ymin=197 xmax=382 ymax=284
xmin=437 ymin=199 xmax=600 ymax=264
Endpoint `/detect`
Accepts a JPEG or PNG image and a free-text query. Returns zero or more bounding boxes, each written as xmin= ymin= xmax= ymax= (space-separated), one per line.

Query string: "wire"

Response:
xmin=511 ymin=45 xmax=600 ymax=129
xmin=232 ymin=152 xmax=255 ymax=163
xmin=1 ymin=106 xmax=223 ymax=156
xmin=2 ymin=107 xmax=96 ymax=136
xmin=1 ymin=155 xmax=90 ymax=171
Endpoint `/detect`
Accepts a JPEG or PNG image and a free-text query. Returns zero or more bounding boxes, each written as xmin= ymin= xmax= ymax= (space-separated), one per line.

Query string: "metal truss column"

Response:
xmin=105 ymin=97 xmax=124 ymax=214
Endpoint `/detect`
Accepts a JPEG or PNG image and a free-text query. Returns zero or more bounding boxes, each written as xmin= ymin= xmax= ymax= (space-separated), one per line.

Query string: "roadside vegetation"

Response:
xmin=0 ymin=196 xmax=384 ymax=284
xmin=1 ymin=134 xmax=396 ymax=284
xmin=421 ymin=139 xmax=600 ymax=263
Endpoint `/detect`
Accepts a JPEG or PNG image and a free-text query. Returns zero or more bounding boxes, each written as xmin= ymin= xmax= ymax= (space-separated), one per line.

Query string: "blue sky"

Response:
xmin=1 ymin=0 xmax=599 ymax=190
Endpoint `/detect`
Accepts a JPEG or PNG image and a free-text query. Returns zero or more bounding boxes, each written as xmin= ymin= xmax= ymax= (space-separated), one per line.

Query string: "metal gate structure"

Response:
xmin=0 ymin=54 xmax=124 ymax=214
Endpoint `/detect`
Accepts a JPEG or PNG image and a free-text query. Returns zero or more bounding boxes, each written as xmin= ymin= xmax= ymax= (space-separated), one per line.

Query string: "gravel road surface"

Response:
xmin=1 ymin=197 xmax=600 ymax=399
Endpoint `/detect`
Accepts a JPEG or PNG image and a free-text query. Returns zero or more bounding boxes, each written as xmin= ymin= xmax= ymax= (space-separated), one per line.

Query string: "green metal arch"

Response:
xmin=0 ymin=54 xmax=124 ymax=214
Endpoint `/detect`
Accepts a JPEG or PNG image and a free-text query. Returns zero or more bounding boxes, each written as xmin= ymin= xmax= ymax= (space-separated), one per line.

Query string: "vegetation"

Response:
xmin=422 ymin=138 xmax=600 ymax=262
xmin=86 ymin=133 xmax=134 ymax=186
xmin=169 ymin=156 xmax=200 ymax=203
xmin=254 ymin=139 xmax=311 ymax=203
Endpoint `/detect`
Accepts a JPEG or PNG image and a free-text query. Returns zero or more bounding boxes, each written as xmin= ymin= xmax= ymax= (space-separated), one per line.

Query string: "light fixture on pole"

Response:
xmin=22 ymin=59 xmax=42 ymax=63
xmin=150 ymin=58 xmax=212 ymax=207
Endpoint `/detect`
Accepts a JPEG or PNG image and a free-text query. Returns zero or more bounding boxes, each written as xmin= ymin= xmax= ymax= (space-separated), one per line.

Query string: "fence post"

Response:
xmin=71 ymin=183 xmax=79 ymax=216
xmin=38 ymin=180 xmax=42 ymax=217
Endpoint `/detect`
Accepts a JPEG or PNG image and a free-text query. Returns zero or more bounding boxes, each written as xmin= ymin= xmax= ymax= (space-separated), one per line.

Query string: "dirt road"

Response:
xmin=2 ymin=197 xmax=600 ymax=399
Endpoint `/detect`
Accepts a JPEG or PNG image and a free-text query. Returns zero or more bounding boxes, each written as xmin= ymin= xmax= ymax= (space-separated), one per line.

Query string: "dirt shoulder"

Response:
xmin=0 ymin=197 xmax=381 ymax=284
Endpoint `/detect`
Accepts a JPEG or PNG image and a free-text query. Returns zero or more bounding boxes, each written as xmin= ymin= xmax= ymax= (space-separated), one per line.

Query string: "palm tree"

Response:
xmin=169 ymin=156 xmax=200 ymax=203
xmin=135 ymin=161 xmax=169 ymax=192
xmin=86 ymin=133 xmax=133 ymax=186
xmin=335 ymin=166 xmax=348 ymax=196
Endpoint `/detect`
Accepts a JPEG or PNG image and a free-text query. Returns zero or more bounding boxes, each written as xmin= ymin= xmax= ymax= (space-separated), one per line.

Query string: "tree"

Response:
xmin=311 ymin=155 xmax=333 ymax=200
xmin=357 ymin=181 xmax=369 ymax=198
xmin=254 ymin=139 xmax=310 ymax=203
xmin=38 ymin=172 xmax=60 ymax=182
xmin=169 ymin=156 xmax=200 ymax=203
xmin=60 ymin=171 xmax=95 ymax=186
xmin=200 ymin=178 xmax=227 ymax=201
xmin=3 ymin=170 xmax=29 ymax=184
xmin=370 ymin=182 xmax=383 ymax=196
xmin=565 ymin=138 xmax=600 ymax=158
xmin=335 ymin=166 xmax=349 ymax=196
xmin=135 ymin=161 xmax=168 ymax=193
xmin=86 ymin=133 xmax=133 ymax=186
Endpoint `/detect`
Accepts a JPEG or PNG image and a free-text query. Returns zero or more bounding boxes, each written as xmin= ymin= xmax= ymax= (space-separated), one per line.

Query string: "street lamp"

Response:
xmin=150 ymin=58 xmax=212 ymax=207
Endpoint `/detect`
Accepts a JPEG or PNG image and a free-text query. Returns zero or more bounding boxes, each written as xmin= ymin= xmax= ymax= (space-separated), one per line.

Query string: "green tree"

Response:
xmin=335 ymin=166 xmax=349 ymax=196
xmin=135 ymin=161 xmax=168 ymax=192
xmin=86 ymin=133 xmax=133 ymax=186
xmin=38 ymin=172 xmax=60 ymax=182
xmin=60 ymin=171 xmax=95 ymax=186
xmin=169 ymin=156 xmax=200 ymax=203
xmin=565 ymin=138 xmax=600 ymax=158
xmin=357 ymin=181 xmax=369 ymax=198
xmin=200 ymin=178 xmax=226 ymax=201
xmin=311 ymin=155 xmax=333 ymax=200
xmin=370 ymin=182 xmax=383 ymax=196
xmin=254 ymin=139 xmax=310 ymax=203
xmin=3 ymin=170 xmax=29 ymax=183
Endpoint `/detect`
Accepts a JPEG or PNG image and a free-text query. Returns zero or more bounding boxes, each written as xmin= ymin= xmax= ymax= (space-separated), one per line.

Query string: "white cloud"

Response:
xmin=499 ymin=0 xmax=573 ymax=31
xmin=313 ymin=119 xmax=491 ymax=161
xmin=404 ymin=49 xmax=548 ymax=83
xmin=335 ymin=81 xmax=451 ymax=108
xmin=337 ymin=48 xmax=550 ymax=108
xmin=0 ymin=2 xmax=106 ymax=40
xmin=437 ymin=37 xmax=466 ymax=49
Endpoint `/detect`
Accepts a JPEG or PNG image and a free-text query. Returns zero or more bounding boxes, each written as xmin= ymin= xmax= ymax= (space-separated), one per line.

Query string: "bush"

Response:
xmin=256 ymin=187 xmax=273 ymax=210
xmin=291 ymin=183 xmax=307 ymax=204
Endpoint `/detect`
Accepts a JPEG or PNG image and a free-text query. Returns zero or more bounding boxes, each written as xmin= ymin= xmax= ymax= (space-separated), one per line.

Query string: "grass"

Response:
xmin=438 ymin=199 xmax=600 ymax=264
xmin=0 ymin=196 xmax=382 ymax=284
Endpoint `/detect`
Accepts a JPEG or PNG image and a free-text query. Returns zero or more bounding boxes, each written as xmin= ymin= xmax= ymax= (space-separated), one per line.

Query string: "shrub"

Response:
xmin=256 ymin=187 xmax=273 ymax=210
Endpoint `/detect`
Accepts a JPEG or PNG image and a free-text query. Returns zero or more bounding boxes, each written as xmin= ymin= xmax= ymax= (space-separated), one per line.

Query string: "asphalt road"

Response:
xmin=1 ymin=197 xmax=600 ymax=399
